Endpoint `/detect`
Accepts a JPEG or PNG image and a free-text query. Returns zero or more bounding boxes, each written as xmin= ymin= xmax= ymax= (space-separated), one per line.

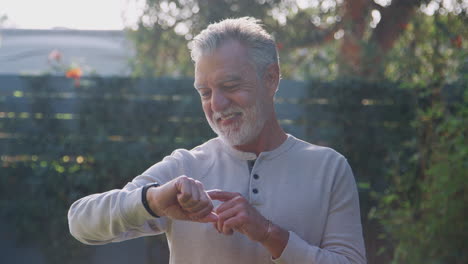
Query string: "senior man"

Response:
xmin=68 ymin=17 xmax=366 ymax=264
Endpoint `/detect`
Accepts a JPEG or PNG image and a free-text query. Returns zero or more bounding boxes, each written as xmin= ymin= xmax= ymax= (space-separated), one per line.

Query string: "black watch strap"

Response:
xmin=141 ymin=183 xmax=161 ymax=218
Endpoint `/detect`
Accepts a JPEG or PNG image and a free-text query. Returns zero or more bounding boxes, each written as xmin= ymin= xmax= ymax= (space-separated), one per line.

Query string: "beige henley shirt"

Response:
xmin=68 ymin=135 xmax=366 ymax=263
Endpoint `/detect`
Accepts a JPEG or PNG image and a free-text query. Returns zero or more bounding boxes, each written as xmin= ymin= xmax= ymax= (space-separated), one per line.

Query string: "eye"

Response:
xmin=198 ymin=89 xmax=211 ymax=99
xmin=222 ymin=82 xmax=239 ymax=90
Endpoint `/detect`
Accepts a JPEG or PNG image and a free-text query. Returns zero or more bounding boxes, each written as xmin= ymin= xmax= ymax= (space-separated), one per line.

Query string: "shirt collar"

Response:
xmin=220 ymin=134 xmax=296 ymax=161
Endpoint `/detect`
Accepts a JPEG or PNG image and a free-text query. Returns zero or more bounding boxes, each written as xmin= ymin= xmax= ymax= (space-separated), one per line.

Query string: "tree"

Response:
xmin=128 ymin=0 xmax=466 ymax=79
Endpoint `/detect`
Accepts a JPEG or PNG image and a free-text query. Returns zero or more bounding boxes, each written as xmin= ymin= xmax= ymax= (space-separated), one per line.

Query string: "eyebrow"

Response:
xmin=218 ymin=76 xmax=242 ymax=84
xmin=194 ymin=75 xmax=242 ymax=90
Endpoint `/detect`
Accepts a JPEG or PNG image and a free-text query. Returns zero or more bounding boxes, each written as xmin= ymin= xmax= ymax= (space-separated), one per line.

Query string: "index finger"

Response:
xmin=207 ymin=190 xmax=239 ymax=201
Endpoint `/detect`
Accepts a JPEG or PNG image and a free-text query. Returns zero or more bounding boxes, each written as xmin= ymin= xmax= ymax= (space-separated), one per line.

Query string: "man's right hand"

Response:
xmin=146 ymin=176 xmax=218 ymax=223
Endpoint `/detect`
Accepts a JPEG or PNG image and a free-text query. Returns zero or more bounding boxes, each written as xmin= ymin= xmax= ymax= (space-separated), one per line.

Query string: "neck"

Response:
xmin=233 ymin=112 xmax=287 ymax=156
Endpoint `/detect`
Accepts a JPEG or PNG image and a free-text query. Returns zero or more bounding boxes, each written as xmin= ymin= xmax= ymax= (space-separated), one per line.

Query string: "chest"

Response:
xmin=195 ymin=158 xmax=332 ymax=246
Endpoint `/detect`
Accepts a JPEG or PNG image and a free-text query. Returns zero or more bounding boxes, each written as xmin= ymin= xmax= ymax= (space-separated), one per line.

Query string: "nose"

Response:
xmin=211 ymin=90 xmax=230 ymax=112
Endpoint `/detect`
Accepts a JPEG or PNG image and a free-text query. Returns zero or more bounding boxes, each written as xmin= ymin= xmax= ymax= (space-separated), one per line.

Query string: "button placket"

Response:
xmin=247 ymin=158 xmax=263 ymax=205
xmin=250 ymin=171 xmax=262 ymax=204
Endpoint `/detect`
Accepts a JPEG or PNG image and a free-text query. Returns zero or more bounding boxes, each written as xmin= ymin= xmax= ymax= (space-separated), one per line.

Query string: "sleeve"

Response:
xmin=67 ymin=150 xmax=187 ymax=245
xmin=273 ymin=157 xmax=367 ymax=264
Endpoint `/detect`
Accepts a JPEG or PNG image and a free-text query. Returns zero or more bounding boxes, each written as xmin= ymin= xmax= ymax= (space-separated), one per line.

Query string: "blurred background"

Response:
xmin=0 ymin=0 xmax=466 ymax=263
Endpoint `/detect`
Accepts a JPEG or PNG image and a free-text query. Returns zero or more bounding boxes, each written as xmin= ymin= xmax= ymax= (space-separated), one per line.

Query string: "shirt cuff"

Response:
xmin=120 ymin=187 xmax=158 ymax=227
xmin=272 ymin=231 xmax=316 ymax=264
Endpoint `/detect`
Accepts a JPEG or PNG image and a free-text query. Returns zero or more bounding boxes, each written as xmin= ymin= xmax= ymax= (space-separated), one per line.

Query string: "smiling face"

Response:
xmin=194 ymin=40 xmax=272 ymax=147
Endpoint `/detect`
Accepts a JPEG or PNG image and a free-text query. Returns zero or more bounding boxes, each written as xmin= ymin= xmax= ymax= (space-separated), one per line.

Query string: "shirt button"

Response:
xmin=252 ymin=188 xmax=258 ymax=194
xmin=253 ymin=174 xmax=259 ymax=180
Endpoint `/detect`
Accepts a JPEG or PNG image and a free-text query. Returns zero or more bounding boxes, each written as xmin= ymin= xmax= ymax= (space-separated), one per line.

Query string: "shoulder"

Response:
xmin=161 ymin=137 xmax=223 ymax=179
xmin=288 ymin=135 xmax=347 ymax=164
xmin=287 ymin=136 xmax=355 ymax=190
xmin=140 ymin=138 xmax=222 ymax=182
xmin=169 ymin=137 xmax=222 ymax=162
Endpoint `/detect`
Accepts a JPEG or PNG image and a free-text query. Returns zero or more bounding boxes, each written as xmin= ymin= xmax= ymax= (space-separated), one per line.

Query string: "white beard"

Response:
xmin=206 ymin=98 xmax=268 ymax=146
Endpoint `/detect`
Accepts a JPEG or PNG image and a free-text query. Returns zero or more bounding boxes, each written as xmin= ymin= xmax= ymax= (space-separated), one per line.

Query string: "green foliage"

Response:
xmin=384 ymin=11 xmax=468 ymax=83
xmin=370 ymin=11 xmax=468 ymax=262
xmin=128 ymin=0 xmax=281 ymax=77
xmin=370 ymin=83 xmax=467 ymax=264
xmin=305 ymin=79 xmax=415 ymax=189
xmin=127 ymin=0 xmax=345 ymax=78
xmin=128 ymin=0 xmax=467 ymax=79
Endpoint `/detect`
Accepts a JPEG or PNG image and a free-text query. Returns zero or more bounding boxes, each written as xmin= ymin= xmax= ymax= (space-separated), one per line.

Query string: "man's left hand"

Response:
xmin=207 ymin=190 xmax=270 ymax=242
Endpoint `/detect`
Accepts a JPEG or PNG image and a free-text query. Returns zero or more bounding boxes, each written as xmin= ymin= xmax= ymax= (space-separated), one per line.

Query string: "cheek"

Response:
xmin=202 ymin=102 xmax=212 ymax=116
xmin=232 ymin=91 xmax=254 ymax=108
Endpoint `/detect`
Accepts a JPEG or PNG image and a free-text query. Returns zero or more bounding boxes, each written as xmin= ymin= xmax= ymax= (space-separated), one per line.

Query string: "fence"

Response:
xmin=0 ymin=74 xmax=416 ymax=263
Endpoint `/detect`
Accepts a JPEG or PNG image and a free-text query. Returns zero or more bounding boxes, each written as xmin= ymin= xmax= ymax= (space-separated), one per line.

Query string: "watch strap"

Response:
xmin=141 ymin=183 xmax=161 ymax=218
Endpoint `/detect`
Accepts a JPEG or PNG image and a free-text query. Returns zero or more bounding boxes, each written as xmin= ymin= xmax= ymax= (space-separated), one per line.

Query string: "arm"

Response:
xmin=67 ymin=174 xmax=164 ymax=245
xmin=68 ymin=152 xmax=216 ymax=245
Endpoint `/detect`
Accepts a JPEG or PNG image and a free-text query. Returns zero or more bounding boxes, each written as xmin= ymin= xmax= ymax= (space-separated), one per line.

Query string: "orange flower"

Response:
xmin=66 ymin=68 xmax=82 ymax=79
xmin=66 ymin=67 xmax=82 ymax=87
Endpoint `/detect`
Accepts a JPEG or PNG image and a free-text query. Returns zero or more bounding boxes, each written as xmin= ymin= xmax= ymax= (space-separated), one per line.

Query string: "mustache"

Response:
xmin=212 ymin=107 xmax=244 ymax=120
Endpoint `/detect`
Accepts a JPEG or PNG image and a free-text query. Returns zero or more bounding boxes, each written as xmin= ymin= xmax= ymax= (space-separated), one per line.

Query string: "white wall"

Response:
xmin=0 ymin=29 xmax=134 ymax=76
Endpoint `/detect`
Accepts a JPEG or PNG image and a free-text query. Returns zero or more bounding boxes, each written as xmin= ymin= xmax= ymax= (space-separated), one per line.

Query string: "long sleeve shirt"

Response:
xmin=68 ymin=135 xmax=367 ymax=264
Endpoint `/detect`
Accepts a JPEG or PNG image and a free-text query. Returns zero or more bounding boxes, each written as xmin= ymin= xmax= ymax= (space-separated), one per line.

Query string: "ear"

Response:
xmin=263 ymin=63 xmax=280 ymax=97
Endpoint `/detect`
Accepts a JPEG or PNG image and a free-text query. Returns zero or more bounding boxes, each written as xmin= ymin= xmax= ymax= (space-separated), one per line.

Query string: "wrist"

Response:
xmin=258 ymin=219 xmax=272 ymax=243
xmin=142 ymin=183 xmax=162 ymax=217
xmin=260 ymin=221 xmax=289 ymax=259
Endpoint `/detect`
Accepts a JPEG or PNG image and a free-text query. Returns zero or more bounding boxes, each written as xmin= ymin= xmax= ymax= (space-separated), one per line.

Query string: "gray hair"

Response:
xmin=189 ymin=17 xmax=279 ymax=76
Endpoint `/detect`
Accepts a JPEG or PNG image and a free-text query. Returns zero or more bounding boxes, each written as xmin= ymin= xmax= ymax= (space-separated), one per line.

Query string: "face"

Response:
xmin=194 ymin=41 xmax=272 ymax=146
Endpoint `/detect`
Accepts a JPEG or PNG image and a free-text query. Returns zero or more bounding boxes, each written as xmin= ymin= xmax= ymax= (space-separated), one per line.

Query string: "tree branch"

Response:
xmin=271 ymin=11 xmax=343 ymax=49
xmin=338 ymin=0 xmax=373 ymax=75
xmin=370 ymin=1 xmax=386 ymax=12
xmin=370 ymin=0 xmax=423 ymax=52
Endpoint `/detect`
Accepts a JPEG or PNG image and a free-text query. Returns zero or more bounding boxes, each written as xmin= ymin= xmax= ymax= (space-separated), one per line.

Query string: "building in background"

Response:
xmin=0 ymin=29 xmax=134 ymax=76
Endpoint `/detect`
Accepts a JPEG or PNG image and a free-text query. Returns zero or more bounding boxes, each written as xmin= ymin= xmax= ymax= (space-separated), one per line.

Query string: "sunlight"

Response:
xmin=1 ymin=0 xmax=145 ymax=30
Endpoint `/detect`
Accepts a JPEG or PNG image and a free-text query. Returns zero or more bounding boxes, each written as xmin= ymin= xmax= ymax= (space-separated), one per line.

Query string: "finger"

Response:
xmin=217 ymin=205 xmax=240 ymax=234
xmin=193 ymin=204 xmax=215 ymax=218
xmin=182 ymin=181 xmax=211 ymax=212
xmin=194 ymin=188 xmax=214 ymax=213
xmin=178 ymin=181 xmax=201 ymax=209
xmin=211 ymin=221 xmax=228 ymax=234
xmin=176 ymin=177 xmax=193 ymax=205
xmin=216 ymin=195 xmax=247 ymax=215
xmin=191 ymin=182 xmax=201 ymax=201
xmin=187 ymin=203 xmax=212 ymax=220
xmin=223 ymin=228 xmax=234 ymax=235
xmin=182 ymin=182 xmax=200 ymax=208
xmin=207 ymin=190 xmax=239 ymax=202
xmin=186 ymin=196 xmax=212 ymax=214
xmin=223 ymin=216 xmax=244 ymax=235
xmin=193 ymin=181 xmax=208 ymax=208
xmin=196 ymin=212 xmax=219 ymax=223
xmin=184 ymin=198 xmax=210 ymax=213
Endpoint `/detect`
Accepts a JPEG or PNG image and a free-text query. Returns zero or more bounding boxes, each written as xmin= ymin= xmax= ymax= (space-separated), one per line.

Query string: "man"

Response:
xmin=68 ymin=17 xmax=366 ymax=264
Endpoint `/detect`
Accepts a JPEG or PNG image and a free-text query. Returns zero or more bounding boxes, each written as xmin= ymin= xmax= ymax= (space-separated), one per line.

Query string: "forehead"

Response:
xmin=194 ymin=41 xmax=255 ymax=87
